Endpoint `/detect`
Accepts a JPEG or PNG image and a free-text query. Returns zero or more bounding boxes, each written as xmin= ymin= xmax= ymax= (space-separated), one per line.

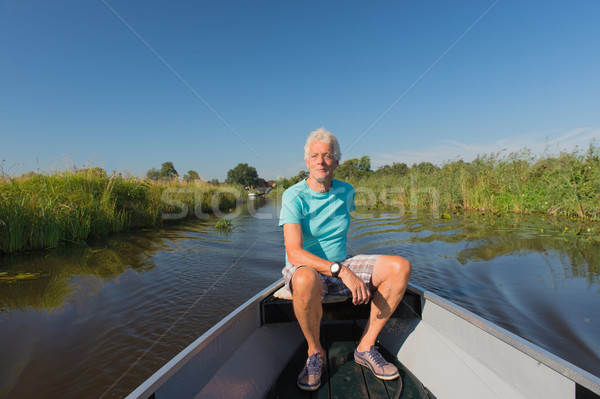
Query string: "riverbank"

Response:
xmin=270 ymin=146 xmax=600 ymax=220
xmin=3 ymin=146 xmax=599 ymax=254
xmin=0 ymin=170 xmax=243 ymax=255
xmin=352 ymin=147 xmax=600 ymax=219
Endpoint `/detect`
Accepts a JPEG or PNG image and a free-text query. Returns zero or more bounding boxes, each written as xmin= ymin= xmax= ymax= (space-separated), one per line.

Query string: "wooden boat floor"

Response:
xmin=266 ymin=320 xmax=433 ymax=399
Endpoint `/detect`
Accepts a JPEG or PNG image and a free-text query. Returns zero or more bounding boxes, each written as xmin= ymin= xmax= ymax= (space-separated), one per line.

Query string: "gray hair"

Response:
xmin=304 ymin=127 xmax=341 ymax=162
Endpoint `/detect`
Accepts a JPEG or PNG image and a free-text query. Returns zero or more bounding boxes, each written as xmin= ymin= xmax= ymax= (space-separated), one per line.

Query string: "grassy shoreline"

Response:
xmin=270 ymin=146 xmax=600 ymax=220
xmin=346 ymin=147 xmax=600 ymax=219
xmin=3 ymin=146 xmax=599 ymax=254
xmin=0 ymin=170 xmax=243 ymax=255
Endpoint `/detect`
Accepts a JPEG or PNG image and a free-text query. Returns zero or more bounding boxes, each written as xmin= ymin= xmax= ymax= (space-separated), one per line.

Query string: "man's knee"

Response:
xmin=393 ymin=257 xmax=411 ymax=282
xmin=291 ymin=267 xmax=321 ymax=296
xmin=372 ymin=255 xmax=411 ymax=287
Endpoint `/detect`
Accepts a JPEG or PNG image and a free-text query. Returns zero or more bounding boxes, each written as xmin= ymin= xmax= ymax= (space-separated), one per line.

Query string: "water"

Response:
xmin=0 ymin=198 xmax=598 ymax=398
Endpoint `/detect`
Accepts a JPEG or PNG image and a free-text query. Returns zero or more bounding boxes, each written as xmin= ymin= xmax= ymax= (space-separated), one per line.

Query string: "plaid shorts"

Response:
xmin=282 ymin=254 xmax=380 ymax=299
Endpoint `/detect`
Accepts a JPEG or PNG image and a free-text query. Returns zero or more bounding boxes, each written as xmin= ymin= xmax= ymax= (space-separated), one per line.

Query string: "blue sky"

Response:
xmin=1 ymin=0 xmax=599 ymax=181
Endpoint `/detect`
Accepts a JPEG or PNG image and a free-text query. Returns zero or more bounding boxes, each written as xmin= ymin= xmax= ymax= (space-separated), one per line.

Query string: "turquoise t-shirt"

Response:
xmin=279 ymin=179 xmax=355 ymax=264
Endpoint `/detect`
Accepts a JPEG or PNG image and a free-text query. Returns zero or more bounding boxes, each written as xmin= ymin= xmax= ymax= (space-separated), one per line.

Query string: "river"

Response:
xmin=0 ymin=197 xmax=598 ymax=398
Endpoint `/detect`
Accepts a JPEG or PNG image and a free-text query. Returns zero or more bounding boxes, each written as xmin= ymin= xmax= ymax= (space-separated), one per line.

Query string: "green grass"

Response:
xmin=214 ymin=219 xmax=234 ymax=231
xmin=270 ymin=145 xmax=600 ymax=221
xmin=343 ymin=146 xmax=600 ymax=220
xmin=4 ymin=146 xmax=598 ymax=254
xmin=0 ymin=170 xmax=244 ymax=254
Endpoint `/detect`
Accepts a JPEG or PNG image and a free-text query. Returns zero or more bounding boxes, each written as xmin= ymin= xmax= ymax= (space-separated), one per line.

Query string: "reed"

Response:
xmin=0 ymin=170 xmax=244 ymax=254
xmin=342 ymin=145 xmax=600 ymax=220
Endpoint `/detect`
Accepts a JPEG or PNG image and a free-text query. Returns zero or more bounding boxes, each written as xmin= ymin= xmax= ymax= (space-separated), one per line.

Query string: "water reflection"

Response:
xmin=351 ymin=211 xmax=599 ymax=284
xmin=456 ymin=235 xmax=599 ymax=283
xmin=0 ymin=201 xmax=277 ymax=314
xmin=0 ymin=232 xmax=165 ymax=313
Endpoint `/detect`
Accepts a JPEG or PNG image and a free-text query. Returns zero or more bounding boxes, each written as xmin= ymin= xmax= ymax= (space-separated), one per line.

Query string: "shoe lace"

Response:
xmin=367 ymin=346 xmax=388 ymax=367
xmin=307 ymin=353 xmax=322 ymax=375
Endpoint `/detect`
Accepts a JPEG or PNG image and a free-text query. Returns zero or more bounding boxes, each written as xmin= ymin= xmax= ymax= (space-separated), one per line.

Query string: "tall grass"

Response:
xmin=343 ymin=145 xmax=600 ymax=220
xmin=0 ymin=170 xmax=242 ymax=254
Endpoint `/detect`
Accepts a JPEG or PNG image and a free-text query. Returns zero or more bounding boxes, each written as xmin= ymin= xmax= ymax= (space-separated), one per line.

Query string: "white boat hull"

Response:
xmin=126 ymin=280 xmax=600 ymax=399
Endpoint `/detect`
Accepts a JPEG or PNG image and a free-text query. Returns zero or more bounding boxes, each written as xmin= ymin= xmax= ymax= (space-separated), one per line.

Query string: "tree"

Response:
xmin=276 ymin=176 xmax=292 ymax=189
xmin=183 ymin=170 xmax=200 ymax=182
xmin=146 ymin=167 xmax=160 ymax=180
xmin=392 ymin=162 xmax=409 ymax=175
xmin=225 ymin=163 xmax=259 ymax=187
xmin=375 ymin=162 xmax=409 ymax=176
xmin=334 ymin=158 xmax=359 ymax=180
xmin=357 ymin=156 xmax=372 ymax=174
xmin=334 ymin=156 xmax=372 ymax=180
xmin=277 ymin=170 xmax=310 ymax=189
xmin=413 ymin=162 xmax=438 ymax=174
xmin=159 ymin=162 xmax=178 ymax=180
xmin=296 ymin=170 xmax=309 ymax=181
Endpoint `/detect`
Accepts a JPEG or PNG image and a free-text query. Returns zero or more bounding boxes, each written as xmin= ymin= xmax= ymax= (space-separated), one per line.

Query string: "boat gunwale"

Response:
xmin=124 ymin=279 xmax=284 ymax=399
xmin=412 ymin=283 xmax=600 ymax=395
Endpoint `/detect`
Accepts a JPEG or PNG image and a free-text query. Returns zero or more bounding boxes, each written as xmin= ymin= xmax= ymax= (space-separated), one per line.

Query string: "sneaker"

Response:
xmin=297 ymin=352 xmax=324 ymax=391
xmin=354 ymin=346 xmax=399 ymax=380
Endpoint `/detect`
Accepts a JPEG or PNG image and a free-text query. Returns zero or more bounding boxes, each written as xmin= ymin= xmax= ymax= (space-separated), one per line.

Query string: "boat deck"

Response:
xmin=266 ymin=320 xmax=433 ymax=399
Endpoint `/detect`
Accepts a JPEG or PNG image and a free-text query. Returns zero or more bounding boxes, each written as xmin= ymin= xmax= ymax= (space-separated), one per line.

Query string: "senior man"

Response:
xmin=279 ymin=127 xmax=411 ymax=391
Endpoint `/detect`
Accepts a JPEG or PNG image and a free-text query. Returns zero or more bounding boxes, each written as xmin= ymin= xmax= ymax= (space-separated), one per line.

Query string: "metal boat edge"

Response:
xmin=422 ymin=285 xmax=599 ymax=393
xmin=125 ymin=279 xmax=287 ymax=399
xmin=125 ymin=279 xmax=600 ymax=399
xmin=379 ymin=283 xmax=600 ymax=398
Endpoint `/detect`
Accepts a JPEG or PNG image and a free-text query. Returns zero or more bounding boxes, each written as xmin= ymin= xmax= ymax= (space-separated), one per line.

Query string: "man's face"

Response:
xmin=306 ymin=140 xmax=339 ymax=183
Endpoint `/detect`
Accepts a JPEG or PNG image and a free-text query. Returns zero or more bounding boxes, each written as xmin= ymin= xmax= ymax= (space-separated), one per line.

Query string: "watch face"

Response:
xmin=331 ymin=263 xmax=341 ymax=274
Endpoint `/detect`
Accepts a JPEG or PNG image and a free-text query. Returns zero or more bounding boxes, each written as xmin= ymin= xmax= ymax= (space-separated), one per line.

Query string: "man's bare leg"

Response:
xmin=291 ymin=267 xmax=325 ymax=356
xmin=356 ymin=255 xmax=411 ymax=352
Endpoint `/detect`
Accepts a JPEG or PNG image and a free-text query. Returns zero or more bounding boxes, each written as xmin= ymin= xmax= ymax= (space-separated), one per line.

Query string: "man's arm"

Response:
xmin=284 ymin=223 xmax=332 ymax=274
xmin=283 ymin=223 xmax=370 ymax=305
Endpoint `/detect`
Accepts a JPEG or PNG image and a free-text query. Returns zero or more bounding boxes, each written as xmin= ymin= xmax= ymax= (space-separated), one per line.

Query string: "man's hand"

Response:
xmin=339 ymin=266 xmax=371 ymax=305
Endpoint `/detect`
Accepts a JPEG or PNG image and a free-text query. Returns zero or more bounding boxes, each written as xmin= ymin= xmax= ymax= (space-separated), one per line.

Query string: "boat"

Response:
xmin=247 ymin=187 xmax=273 ymax=198
xmin=125 ymin=279 xmax=600 ymax=399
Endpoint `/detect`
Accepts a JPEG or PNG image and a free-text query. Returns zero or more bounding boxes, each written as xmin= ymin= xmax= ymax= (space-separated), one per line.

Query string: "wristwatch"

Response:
xmin=330 ymin=262 xmax=342 ymax=278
